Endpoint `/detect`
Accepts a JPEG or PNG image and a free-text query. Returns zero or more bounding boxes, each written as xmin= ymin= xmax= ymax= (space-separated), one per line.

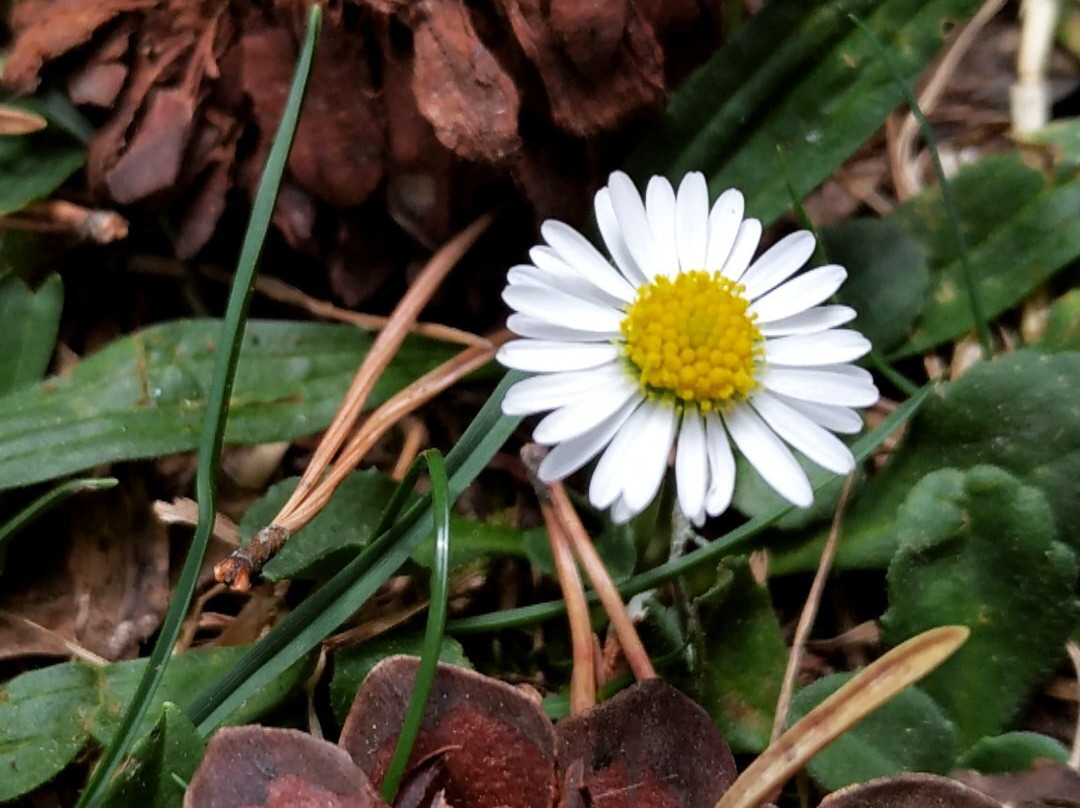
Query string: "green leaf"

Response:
xmin=0 ymin=131 xmax=85 ymax=216
xmin=330 ymin=635 xmax=470 ymax=726
xmin=238 ymin=470 xmax=526 ymax=581
xmin=956 ymin=731 xmax=1069 ymax=774
xmin=1034 ymin=288 xmax=1080 ymax=352
xmin=788 ymin=674 xmax=956 ymax=790
xmin=0 ymin=272 xmax=62 ymax=394
xmin=0 ymin=663 xmax=97 ymax=802
xmin=0 ymin=646 xmax=307 ymax=801
xmin=822 ymin=218 xmax=929 ymax=353
xmin=881 ymin=465 xmax=1079 ymax=748
xmin=626 ymin=0 xmax=981 ymax=225
xmin=0 ymin=319 xmax=459 ymax=491
xmin=772 ymin=350 xmax=1080 ymax=572
xmin=104 ymin=703 xmax=204 ymax=808
xmin=893 ymin=153 xmax=1080 ymax=356
xmin=694 ymin=557 xmax=787 ymax=753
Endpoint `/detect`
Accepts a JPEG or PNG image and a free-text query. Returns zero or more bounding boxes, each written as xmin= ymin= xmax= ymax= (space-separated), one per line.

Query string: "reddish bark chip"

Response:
xmin=411 ymin=0 xmax=522 ymax=164
xmin=554 ymin=679 xmax=737 ymax=808
xmin=341 ymin=656 xmax=558 ymax=808
xmin=818 ymin=773 xmax=1004 ymax=808
xmin=185 ymin=725 xmax=386 ymax=808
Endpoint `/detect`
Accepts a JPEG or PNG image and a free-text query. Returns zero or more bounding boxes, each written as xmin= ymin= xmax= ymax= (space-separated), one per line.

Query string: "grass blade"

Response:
xmin=73 ymin=8 xmax=322 ymax=806
xmin=380 ymin=450 xmax=451 ymax=802
xmin=187 ymin=372 xmax=522 ymax=734
xmin=0 ymin=477 xmax=117 ymax=560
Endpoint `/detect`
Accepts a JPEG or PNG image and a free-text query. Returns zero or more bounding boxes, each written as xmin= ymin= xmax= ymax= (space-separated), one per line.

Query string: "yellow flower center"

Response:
xmin=620 ymin=270 xmax=761 ymax=410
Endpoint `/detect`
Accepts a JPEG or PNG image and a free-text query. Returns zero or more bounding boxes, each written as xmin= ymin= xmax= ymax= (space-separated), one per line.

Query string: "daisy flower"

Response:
xmin=497 ymin=171 xmax=879 ymax=525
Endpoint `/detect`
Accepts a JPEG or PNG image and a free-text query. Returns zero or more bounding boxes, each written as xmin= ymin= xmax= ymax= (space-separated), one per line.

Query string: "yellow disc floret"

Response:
xmin=620 ymin=270 xmax=761 ymax=410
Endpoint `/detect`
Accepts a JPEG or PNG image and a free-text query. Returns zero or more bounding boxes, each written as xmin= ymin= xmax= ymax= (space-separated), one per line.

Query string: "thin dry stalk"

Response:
xmin=274 ymin=212 xmax=494 ymax=526
xmin=715 ymin=626 xmax=969 ymax=808
xmin=522 ymin=444 xmax=596 ymax=714
xmin=392 ymin=416 xmax=429 ymax=481
xmin=0 ymin=610 xmax=108 ymax=666
xmin=277 ymin=337 xmax=501 ymax=535
xmin=887 ymin=0 xmax=1007 ymax=198
xmin=216 ymin=336 xmax=502 ymax=587
xmin=548 ymin=481 xmax=657 ymax=682
xmin=0 ymin=199 xmax=129 ymax=242
xmin=771 ymin=473 xmax=856 ymax=742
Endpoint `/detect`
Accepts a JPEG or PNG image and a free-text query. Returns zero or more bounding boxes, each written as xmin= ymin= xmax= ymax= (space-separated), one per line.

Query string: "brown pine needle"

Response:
xmin=771 ymin=473 xmax=856 ymax=742
xmin=715 ymin=626 xmax=970 ymax=808
xmin=548 ymin=481 xmax=657 ymax=682
xmin=275 ymin=212 xmax=494 ymax=526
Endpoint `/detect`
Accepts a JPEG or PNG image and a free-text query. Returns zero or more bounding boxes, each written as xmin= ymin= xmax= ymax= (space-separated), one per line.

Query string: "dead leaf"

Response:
xmin=0 ymin=475 xmax=169 ymax=661
xmin=185 ymin=726 xmax=387 ymax=808
xmin=818 ymin=773 xmax=1003 ymax=808
xmin=340 ymin=656 xmax=558 ymax=808
xmin=555 ymin=679 xmax=737 ymax=808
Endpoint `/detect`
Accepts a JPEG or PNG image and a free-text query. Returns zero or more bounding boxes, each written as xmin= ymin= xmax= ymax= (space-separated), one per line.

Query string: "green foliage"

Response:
xmin=1034 ymin=288 xmax=1080 ymax=351
xmin=0 ymin=319 xmax=458 ymax=490
xmin=0 ymin=128 xmax=84 ymax=216
xmin=239 ymin=470 xmax=526 ymax=581
xmin=823 ymin=218 xmax=930 ymax=353
xmin=0 ymin=272 xmax=62 ymax=393
xmin=0 ymin=646 xmax=309 ymax=802
xmin=105 ymin=704 xmax=204 ymax=808
xmin=881 ymin=465 xmax=1079 ymax=748
xmin=789 ymin=674 xmax=956 ymax=790
xmin=893 ymin=153 xmax=1080 ymax=356
xmin=627 ymin=0 xmax=982 ymax=225
xmin=956 ymin=732 xmax=1069 ymax=774
xmin=773 ymin=351 xmax=1080 ymax=572
xmin=693 ymin=557 xmax=787 ymax=753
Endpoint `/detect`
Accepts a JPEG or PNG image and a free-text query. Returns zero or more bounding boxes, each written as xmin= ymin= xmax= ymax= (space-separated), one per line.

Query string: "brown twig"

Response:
xmin=547 ymin=481 xmax=657 ymax=682
xmin=771 ymin=473 xmax=856 ymax=742
xmin=0 ymin=199 xmax=129 ymax=243
xmin=523 ymin=445 xmax=596 ymax=714
xmin=392 ymin=416 xmax=429 ymax=481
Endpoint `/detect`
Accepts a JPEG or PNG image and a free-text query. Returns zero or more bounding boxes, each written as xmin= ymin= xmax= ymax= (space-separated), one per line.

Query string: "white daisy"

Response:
xmin=497 ymin=171 xmax=879 ymax=525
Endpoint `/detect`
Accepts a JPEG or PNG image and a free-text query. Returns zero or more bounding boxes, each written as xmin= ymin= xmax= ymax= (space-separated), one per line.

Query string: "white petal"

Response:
xmin=676 ymin=172 xmax=709 ymax=272
xmin=645 ymin=176 xmax=679 ymax=277
xmin=675 ymin=408 xmax=708 ymax=520
xmin=703 ymin=412 xmax=736 ymax=515
xmin=610 ymin=494 xmax=639 ymax=524
xmin=718 ymin=218 xmax=762 ymax=281
xmin=533 ymin=375 xmax=639 ymax=444
xmin=749 ymin=265 xmax=847 ymax=323
xmin=772 ymin=394 xmax=865 ymax=435
xmin=506 ymin=313 xmax=614 ymax=342
xmin=540 ymin=220 xmax=636 ymax=303
xmin=704 ymin=189 xmax=745 ymax=272
xmin=621 ymin=401 xmax=678 ymax=514
xmin=502 ymin=363 xmax=625 ymax=414
xmin=608 ymin=171 xmax=663 ymax=280
xmin=538 ymin=397 xmax=641 ymax=482
xmin=723 ymin=405 xmax=813 ymax=507
xmin=496 ymin=340 xmax=618 ymax=372
xmin=595 ymin=187 xmax=647 ymax=286
xmin=589 ymin=399 xmax=673 ymax=510
xmin=751 ymin=392 xmax=855 ymax=475
xmin=502 ymin=285 xmax=624 ymax=333
xmin=759 ymin=305 xmax=857 ymax=336
xmin=740 ymin=231 xmax=816 ymax=300
xmin=527 ymin=248 xmax=627 ymax=307
xmin=764 ymin=330 xmax=872 ymax=366
xmin=760 ymin=365 xmax=880 ymax=408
